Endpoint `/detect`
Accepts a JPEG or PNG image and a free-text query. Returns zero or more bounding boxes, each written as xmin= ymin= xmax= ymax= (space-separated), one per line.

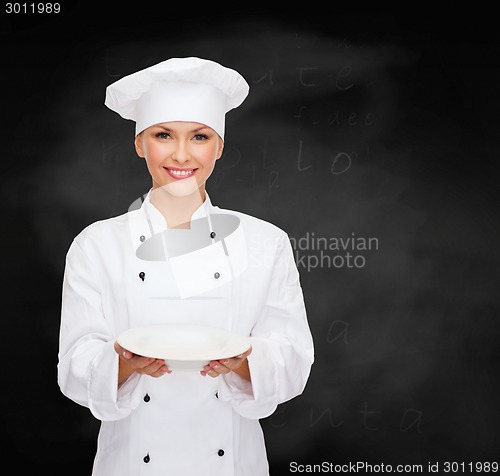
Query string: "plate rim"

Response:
xmin=117 ymin=324 xmax=250 ymax=361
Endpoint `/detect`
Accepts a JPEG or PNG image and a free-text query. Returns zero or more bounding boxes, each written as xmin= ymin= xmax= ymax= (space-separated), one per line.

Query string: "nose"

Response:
xmin=172 ymin=141 xmax=190 ymax=164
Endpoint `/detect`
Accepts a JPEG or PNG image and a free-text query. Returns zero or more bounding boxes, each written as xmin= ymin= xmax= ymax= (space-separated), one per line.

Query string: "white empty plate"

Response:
xmin=117 ymin=324 xmax=251 ymax=371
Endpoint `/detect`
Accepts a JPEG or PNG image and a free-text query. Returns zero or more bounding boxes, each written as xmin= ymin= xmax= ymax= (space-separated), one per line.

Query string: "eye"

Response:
xmin=155 ymin=132 xmax=171 ymax=139
xmin=193 ymin=133 xmax=208 ymax=141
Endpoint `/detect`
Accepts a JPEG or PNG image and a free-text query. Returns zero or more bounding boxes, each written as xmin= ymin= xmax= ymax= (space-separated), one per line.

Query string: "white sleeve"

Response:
xmin=57 ymin=238 xmax=144 ymax=421
xmin=218 ymin=233 xmax=314 ymax=419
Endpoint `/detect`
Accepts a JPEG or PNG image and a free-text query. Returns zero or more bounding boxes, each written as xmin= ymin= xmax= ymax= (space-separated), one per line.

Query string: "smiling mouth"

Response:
xmin=164 ymin=167 xmax=197 ymax=179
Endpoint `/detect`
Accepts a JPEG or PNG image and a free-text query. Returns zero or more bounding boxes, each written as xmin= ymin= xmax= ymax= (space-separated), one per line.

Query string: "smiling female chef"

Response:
xmin=57 ymin=57 xmax=314 ymax=476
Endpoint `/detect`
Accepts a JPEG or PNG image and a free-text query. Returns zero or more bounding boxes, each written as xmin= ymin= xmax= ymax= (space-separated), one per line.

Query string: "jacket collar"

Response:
xmin=141 ymin=188 xmax=215 ymax=233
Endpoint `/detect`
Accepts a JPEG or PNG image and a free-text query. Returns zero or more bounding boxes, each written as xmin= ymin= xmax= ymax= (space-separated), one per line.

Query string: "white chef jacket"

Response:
xmin=57 ymin=191 xmax=314 ymax=476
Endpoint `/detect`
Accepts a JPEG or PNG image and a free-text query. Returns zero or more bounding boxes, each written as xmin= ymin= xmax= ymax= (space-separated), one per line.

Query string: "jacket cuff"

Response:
xmin=218 ymin=337 xmax=279 ymax=419
xmin=88 ymin=340 xmax=143 ymax=421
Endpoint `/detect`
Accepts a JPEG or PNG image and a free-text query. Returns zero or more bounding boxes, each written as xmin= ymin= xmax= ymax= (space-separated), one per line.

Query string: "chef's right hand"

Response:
xmin=114 ymin=341 xmax=171 ymax=386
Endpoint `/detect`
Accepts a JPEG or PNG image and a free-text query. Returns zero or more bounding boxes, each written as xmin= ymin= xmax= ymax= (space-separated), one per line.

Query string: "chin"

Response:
xmin=162 ymin=176 xmax=203 ymax=197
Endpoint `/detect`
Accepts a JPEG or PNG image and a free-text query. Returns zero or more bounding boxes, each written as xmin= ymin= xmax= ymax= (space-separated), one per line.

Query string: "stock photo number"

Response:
xmin=5 ymin=2 xmax=60 ymax=13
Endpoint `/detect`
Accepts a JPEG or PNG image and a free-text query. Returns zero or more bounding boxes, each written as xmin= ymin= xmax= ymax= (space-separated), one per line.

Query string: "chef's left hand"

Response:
xmin=201 ymin=346 xmax=252 ymax=381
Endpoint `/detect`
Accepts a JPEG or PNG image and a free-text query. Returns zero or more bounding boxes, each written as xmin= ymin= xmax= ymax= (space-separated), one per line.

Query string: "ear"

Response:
xmin=134 ymin=134 xmax=145 ymax=158
xmin=216 ymin=137 xmax=224 ymax=160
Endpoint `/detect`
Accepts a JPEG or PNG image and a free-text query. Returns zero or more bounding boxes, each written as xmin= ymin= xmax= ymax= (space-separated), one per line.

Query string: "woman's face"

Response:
xmin=134 ymin=121 xmax=224 ymax=196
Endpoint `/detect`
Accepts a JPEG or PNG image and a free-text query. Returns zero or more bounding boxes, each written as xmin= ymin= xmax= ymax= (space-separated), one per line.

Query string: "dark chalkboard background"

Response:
xmin=2 ymin=4 xmax=499 ymax=475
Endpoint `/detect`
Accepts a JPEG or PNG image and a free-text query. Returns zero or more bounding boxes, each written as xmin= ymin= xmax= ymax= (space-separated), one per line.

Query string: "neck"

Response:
xmin=150 ymin=185 xmax=206 ymax=229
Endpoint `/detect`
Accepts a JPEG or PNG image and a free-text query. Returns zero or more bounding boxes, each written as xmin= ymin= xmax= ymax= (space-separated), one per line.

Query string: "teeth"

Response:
xmin=169 ymin=169 xmax=193 ymax=176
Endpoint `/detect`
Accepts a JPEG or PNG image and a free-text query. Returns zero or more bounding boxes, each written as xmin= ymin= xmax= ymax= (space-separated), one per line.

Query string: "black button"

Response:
xmin=210 ymin=231 xmax=216 ymax=239
xmin=218 ymin=449 xmax=224 ymax=457
xmin=139 ymin=272 xmax=145 ymax=281
xmin=144 ymin=394 xmax=150 ymax=402
xmin=140 ymin=235 xmax=146 ymax=242
xmin=143 ymin=454 xmax=150 ymax=463
xmin=214 ymin=272 xmax=220 ymax=279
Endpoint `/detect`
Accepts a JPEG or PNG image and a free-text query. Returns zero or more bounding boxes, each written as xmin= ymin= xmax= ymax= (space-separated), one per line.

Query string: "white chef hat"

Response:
xmin=104 ymin=57 xmax=249 ymax=139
